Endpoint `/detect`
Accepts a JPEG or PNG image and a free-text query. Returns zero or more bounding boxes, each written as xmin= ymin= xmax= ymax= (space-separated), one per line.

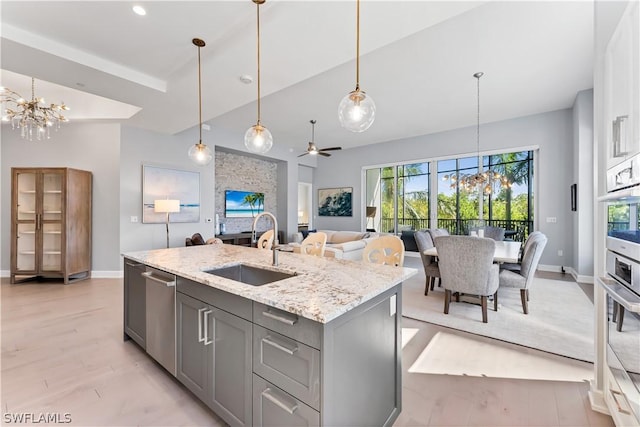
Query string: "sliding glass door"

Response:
xmin=365 ymin=162 xmax=430 ymax=234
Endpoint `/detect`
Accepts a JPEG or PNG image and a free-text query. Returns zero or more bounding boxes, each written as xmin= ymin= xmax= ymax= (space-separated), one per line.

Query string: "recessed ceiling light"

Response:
xmin=132 ymin=5 xmax=146 ymax=16
xmin=239 ymin=75 xmax=253 ymax=84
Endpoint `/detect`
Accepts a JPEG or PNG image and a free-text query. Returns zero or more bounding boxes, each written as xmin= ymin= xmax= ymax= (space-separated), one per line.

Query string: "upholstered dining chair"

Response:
xmin=469 ymin=226 xmax=505 ymax=241
xmin=435 ymin=236 xmax=499 ymax=323
xmin=257 ymin=229 xmax=274 ymax=250
xmin=498 ymin=232 xmax=548 ymax=314
xmin=362 ymin=235 xmax=405 ymax=267
xmin=414 ymin=230 xmax=441 ymax=295
xmin=300 ymin=232 xmax=327 ymax=257
xmin=500 ymin=231 xmax=543 ymax=272
xmin=206 ymin=237 xmax=224 ymax=244
xmin=427 ymin=228 xmax=449 ymax=242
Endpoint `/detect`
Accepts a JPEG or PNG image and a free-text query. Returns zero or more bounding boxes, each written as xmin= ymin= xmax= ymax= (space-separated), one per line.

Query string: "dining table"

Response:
xmin=422 ymin=239 xmax=522 ymax=263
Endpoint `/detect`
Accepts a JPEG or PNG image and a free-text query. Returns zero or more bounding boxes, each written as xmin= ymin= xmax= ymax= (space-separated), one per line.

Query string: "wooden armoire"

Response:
xmin=10 ymin=168 xmax=92 ymax=284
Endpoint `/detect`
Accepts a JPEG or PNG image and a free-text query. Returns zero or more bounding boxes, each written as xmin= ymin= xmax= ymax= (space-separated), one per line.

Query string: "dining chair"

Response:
xmin=498 ymin=232 xmax=548 ymax=314
xmin=414 ymin=230 xmax=441 ymax=295
xmin=435 ymin=235 xmax=499 ymax=323
xmin=469 ymin=226 xmax=505 ymax=241
xmin=362 ymin=235 xmax=405 ymax=267
xmin=500 ymin=231 xmax=543 ymax=272
xmin=257 ymin=229 xmax=274 ymax=250
xmin=205 ymin=237 xmax=224 ymax=244
xmin=427 ymin=228 xmax=449 ymax=242
xmin=300 ymin=231 xmax=327 ymax=257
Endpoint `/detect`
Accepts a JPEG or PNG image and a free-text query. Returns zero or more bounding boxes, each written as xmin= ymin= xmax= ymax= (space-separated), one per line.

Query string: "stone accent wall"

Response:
xmin=215 ymin=150 xmax=278 ymax=234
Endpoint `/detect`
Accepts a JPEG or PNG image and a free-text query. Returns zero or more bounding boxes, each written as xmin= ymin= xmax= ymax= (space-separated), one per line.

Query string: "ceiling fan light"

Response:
xmin=244 ymin=124 xmax=273 ymax=154
xmin=338 ymin=89 xmax=375 ymax=132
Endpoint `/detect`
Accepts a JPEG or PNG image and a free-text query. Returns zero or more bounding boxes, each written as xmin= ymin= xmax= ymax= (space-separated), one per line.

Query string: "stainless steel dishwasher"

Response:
xmin=142 ymin=266 xmax=176 ymax=376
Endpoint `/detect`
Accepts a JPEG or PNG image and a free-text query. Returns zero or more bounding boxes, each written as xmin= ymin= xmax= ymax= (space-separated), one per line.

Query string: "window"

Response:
xmin=365 ymin=162 xmax=430 ymax=233
xmin=437 ymin=150 xmax=534 ymax=239
xmin=364 ymin=150 xmax=533 ymax=241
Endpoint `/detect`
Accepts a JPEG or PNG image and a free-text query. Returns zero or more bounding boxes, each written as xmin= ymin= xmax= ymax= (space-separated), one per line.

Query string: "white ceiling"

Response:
xmin=0 ymin=1 xmax=594 ymax=154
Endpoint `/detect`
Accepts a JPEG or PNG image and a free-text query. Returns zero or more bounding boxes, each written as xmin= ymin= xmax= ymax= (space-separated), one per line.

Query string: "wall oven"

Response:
xmin=602 ymin=156 xmax=640 ymax=423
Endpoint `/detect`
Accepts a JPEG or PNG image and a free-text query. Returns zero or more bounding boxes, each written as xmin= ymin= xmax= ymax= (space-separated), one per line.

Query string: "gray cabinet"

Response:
xmin=253 ymin=374 xmax=320 ymax=427
xmin=176 ymin=292 xmax=209 ymax=402
xmin=253 ymin=287 xmax=401 ymax=427
xmin=123 ymin=258 xmax=146 ymax=348
xmin=176 ymin=279 xmax=252 ymax=427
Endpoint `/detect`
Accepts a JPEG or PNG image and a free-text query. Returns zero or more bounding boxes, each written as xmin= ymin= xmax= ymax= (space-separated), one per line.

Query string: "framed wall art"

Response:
xmin=318 ymin=187 xmax=353 ymax=217
xmin=142 ymin=164 xmax=200 ymax=223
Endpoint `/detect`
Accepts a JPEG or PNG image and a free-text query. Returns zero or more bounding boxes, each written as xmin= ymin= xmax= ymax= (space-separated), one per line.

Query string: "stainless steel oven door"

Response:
xmin=606 ymin=293 xmax=640 ymax=421
xmin=606 ymin=250 xmax=640 ymax=296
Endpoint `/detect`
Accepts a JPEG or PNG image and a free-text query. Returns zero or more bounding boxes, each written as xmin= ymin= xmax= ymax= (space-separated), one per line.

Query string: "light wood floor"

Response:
xmin=1 ymin=277 xmax=614 ymax=427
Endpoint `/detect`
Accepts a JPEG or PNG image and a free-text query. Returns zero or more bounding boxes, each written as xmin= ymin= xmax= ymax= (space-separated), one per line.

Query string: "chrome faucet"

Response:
xmin=251 ymin=212 xmax=279 ymax=266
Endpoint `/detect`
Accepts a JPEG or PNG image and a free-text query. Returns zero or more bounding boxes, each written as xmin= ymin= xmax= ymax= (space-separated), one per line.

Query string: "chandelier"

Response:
xmin=443 ymin=72 xmax=510 ymax=195
xmin=1 ymin=77 xmax=69 ymax=141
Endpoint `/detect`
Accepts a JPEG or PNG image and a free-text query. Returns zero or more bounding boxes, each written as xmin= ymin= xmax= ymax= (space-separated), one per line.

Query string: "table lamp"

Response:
xmin=155 ymin=199 xmax=180 ymax=248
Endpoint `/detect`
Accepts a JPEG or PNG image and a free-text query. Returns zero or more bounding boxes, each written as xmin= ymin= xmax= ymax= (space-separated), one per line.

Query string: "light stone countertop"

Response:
xmin=122 ymin=244 xmax=417 ymax=324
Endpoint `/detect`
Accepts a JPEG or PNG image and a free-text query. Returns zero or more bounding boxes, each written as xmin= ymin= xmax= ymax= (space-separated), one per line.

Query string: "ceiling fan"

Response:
xmin=298 ymin=120 xmax=342 ymax=157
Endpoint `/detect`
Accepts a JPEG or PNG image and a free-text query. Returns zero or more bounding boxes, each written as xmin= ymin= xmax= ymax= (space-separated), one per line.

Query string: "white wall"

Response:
xmin=119 ymin=125 xmax=216 ymax=253
xmin=1 ymin=122 xmax=121 ymax=274
xmin=313 ymin=108 xmax=577 ymax=269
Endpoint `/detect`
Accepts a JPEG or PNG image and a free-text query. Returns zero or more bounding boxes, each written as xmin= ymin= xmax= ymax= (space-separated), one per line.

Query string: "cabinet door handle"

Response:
xmin=262 ymin=309 xmax=298 ymax=325
xmin=613 ymin=115 xmax=629 ymax=157
xmin=262 ymin=336 xmax=298 ymax=355
xmin=610 ymin=389 xmax=631 ymax=415
xmin=125 ymin=261 xmax=143 ymax=267
xmin=197 ymin=308 xmax=207 ymax=343
xmin=203 ymin=310 xmax=213 ymax=346
xmin=261 ymin=388 xmax=298 ymax=415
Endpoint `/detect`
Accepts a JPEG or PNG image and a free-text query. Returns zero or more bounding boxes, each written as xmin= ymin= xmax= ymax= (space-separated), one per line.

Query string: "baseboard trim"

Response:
xmin=537 ymin=264 xmax=594 ymax=284
xmin=0 ymin=270 xmax=122 ymax=279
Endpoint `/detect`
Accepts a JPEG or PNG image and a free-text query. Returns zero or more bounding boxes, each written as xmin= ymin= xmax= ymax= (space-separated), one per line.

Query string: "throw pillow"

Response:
xmin=191 ymin=233 xmax=205 ymax=245
xmin=301 ymin=229 xmax=317 ymax=239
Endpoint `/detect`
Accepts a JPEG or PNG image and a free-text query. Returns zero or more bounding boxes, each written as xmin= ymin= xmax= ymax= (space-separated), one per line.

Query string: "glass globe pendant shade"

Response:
xmin=188 ymin=142 xmax=212 ymax=165
xmin=338 ymin=89 xmax=376 ymax=132
xmin=244 ymin=123 xmax=273 ymax=154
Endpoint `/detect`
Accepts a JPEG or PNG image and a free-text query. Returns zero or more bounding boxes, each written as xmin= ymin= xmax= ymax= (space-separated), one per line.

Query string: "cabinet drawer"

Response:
xmin=253 ymin=374 xmax=319 ymax=427
xmin=253 ymin=325 xmax=320 ymax=410
xmin=253 ymin=302 xmax=321 ymax=349
xmin=177 ymin=276 xmax=252 ymax=321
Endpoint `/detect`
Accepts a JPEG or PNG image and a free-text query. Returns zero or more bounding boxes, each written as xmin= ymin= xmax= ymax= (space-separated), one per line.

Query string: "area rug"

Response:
xmin=401 ymin=268 xmax=596 ymax=362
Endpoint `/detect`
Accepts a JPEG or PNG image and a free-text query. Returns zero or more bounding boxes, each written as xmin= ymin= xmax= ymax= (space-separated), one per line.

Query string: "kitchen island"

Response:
xmin=122 ymin=243 xmax=416 ymax=427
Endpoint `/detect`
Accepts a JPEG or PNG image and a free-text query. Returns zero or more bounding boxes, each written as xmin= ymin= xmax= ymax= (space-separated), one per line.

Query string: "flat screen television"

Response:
xmin=225 ymin=190 xmax=265 ymax=218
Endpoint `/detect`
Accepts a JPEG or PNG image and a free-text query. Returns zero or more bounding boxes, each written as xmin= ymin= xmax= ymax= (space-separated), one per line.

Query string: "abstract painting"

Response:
xmin=318 ymin=187 xmax=353 ymax=217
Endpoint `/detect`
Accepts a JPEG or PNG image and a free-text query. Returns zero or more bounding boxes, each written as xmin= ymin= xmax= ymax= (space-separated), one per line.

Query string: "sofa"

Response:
xmin=289 ymin=230 xmax=382 ymax=260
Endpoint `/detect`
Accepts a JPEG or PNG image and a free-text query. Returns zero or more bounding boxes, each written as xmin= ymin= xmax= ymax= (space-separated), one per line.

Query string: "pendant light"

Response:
xmin=244 ymin=0 xmax=273 ymax=154
xmin=188 ymin=38 xmax=213 ymax=166
xmin=338 ymin=0 xmax=376 ymax=133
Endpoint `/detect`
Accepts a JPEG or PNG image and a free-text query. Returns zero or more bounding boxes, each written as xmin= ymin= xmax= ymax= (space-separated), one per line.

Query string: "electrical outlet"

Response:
xmin=558 ymin=249 xmax=563 ymax=256
xmin=205 ymin=218 xmax=213 ymax=223
xmin=130 ymin=216 xmax=138 ymax=223
xmin=546 ymin=217 xmax=557 ymax=223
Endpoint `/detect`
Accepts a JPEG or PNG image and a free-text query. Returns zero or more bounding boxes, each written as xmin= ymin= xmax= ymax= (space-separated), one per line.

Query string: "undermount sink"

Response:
xmin=203 ymin=264 xmax=296 ymax=286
